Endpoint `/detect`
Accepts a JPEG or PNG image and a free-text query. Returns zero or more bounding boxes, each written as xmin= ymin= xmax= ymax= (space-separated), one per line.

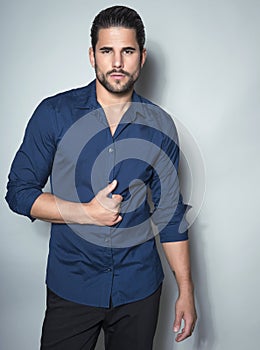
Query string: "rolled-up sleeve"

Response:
xmin=150 ymin=122 xmax=190 ymax=243
xmin=5 ymin=99 xmax=57 ymax=220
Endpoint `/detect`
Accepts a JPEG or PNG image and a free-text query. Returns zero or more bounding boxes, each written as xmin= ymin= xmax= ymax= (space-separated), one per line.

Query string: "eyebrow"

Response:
xmin=122 ymin=47 xmax=136 ymax=51
xmin=99 ymin=46 xmax=136 ymax=51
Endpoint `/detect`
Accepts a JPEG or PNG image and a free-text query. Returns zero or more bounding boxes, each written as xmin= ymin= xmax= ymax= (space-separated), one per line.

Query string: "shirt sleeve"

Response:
xmin=149 ymin=122 xmax=190 ymax=243
xmin=5 ymin=99 xmax=57 ymax=221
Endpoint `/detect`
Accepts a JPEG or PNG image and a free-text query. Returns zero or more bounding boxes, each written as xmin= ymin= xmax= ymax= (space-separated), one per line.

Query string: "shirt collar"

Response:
xmin=75 ymin=80 xmax=101 ymax=111
xmin=75 ymin=79 xmax=147 ymax=124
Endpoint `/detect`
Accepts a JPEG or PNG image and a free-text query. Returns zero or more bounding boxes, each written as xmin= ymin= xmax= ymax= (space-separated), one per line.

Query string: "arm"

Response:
xmin=162 ymin=240 xmax=197 ymax=342
xmin=5 ymin=99 xmax=122 ymax=226
xmin=149 ymin=115 xmax=196 ymax=340
xmin=30 ymin=180 xmax=122 ymax=226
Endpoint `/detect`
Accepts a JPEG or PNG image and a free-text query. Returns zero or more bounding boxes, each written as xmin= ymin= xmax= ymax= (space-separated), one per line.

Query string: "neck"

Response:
xmin=95 ymin=79 xmax=133 ymax=135
xmin=95 ymin=79 xmax=133 ymax=108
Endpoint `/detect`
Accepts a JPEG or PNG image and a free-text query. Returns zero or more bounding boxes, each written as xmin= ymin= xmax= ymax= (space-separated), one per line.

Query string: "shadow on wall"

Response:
xmin=137 ymin=43 xmax=216 ymax=349
xmin=189 ymin=227 xmax=216 ymax=350
xmin=135 ymin=40 xmax=166 ymax=103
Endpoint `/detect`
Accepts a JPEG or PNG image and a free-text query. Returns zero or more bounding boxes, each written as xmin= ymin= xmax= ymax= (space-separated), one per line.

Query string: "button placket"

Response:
xmin=104 ymin=138 xmax=115 ymax=275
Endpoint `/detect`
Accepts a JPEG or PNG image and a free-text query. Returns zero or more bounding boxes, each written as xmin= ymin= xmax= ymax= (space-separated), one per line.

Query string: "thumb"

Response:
xmin=103 ymin=180 xmax=118 ymax=196
xmin=173 ymin=312 xmax=183 ymax=333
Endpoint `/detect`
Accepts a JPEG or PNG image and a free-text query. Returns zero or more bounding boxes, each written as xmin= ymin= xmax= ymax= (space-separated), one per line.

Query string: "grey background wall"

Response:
xmin=1 ymin=0 xmax=260 ymax=349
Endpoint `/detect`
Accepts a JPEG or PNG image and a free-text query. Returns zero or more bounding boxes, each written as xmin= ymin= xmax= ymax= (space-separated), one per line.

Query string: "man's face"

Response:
xmin=89 ymin=27 xmax=146 ymax=94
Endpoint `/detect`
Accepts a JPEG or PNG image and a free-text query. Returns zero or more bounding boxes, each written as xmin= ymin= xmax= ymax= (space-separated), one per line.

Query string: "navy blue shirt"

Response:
xmin=6 ymin=80 xmax=189 ymax=307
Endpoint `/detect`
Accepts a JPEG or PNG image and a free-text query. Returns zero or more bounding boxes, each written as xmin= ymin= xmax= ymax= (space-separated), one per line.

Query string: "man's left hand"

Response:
xmin=173 ymin=293 xmax=197 ymax=342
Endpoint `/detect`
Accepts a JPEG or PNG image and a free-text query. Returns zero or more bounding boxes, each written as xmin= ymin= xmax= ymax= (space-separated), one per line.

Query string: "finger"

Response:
xmin=175 ymin=319 xmax=194 ymax=342
xmin=112 ymin=194 xmax=123 ymax=203
xmin=108 ymin=215 xmax=122 ymax=226
xmin=175 ymin=329 xmax=191 ymax=342
xmin=114 ymin=215 xmax=122 ymax=224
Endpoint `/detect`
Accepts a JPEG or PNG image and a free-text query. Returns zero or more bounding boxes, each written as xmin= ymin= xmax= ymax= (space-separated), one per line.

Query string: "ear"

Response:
xmin=89 ymin=47 xmax=95 ymax=68
xmin=140 ymin=48 xmax=147 ymax=68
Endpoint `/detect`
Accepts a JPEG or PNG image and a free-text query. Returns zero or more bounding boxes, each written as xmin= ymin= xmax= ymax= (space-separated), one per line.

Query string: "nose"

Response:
xmin=112 ymin=51 xmax=123 ymax=69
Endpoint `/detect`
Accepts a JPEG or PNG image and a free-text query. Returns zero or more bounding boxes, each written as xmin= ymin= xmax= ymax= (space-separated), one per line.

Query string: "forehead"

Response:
xmin=96 ymin=27 xmax=138 ymax=47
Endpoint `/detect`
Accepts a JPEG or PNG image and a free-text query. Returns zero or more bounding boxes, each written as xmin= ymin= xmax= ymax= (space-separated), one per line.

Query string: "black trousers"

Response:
xmin=40 ymin=285 xmax=162 ymax=350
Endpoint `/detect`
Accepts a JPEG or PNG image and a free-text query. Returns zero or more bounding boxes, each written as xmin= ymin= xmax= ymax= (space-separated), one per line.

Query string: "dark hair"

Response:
xmin=91 ymin=5 xmax=145 ymax=51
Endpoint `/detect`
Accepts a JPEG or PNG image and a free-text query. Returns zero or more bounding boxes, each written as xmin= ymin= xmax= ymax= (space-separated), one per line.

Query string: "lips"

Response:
xmin=107 ymin=70 xmax=129 ymax=79
xmin=110 ymin=73 xmax=125 ymax=79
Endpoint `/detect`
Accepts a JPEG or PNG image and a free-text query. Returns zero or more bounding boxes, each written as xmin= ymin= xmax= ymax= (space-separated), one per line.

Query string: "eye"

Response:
xmin=123 ymin=49 xmax=134 ymax=55
xmin=100 ymin=49 xmax=112 ymax=54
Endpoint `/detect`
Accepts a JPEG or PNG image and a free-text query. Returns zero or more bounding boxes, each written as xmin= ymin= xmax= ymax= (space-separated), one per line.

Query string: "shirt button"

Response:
xmin=105 ymin=268 xmax=112 ymax=272
xmin=108 ymin=148 xmax=114 ymax=153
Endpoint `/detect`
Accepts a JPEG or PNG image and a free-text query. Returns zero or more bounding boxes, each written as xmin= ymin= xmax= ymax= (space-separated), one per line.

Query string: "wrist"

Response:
xmin=177 ymin=279 xmax=194 ymax=297
xmin=79 ymin=202 xmax=95 ymax=225
xmin=57 ymin=200 xmax=94 ymax=225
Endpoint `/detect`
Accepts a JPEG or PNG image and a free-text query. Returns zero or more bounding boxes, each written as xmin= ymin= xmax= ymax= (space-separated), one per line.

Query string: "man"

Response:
xmin=6 ymin=5 xmax=196 ymax=350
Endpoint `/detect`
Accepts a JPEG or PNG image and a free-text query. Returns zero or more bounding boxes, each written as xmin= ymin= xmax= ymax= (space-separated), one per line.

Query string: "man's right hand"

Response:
xmin=84 ymin=180 xmax=123 ymax=226
xmin=30 ymin=179 xmax=123 ymax=225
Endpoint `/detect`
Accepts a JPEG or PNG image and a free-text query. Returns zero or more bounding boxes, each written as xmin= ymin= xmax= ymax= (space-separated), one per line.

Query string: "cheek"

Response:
xmin=125 ymin=59 xmax=137 ymax=70
xmin=98 ymin=58 xmax=114 ymax=73
xmin=131 ymin=62 xmax=142 ymax=76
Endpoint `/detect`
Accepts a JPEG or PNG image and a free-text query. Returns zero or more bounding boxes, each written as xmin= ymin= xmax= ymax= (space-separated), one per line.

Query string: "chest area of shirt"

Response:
xmin=51 ymin=119 xmax=164 ymax=199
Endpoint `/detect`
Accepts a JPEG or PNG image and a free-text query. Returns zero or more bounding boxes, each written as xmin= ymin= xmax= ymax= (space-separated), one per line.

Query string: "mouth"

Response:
xmin=108 ymin=70 xmax=129 ymax=80
xmin=109 ymin=73 xmax=126 ymax=80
